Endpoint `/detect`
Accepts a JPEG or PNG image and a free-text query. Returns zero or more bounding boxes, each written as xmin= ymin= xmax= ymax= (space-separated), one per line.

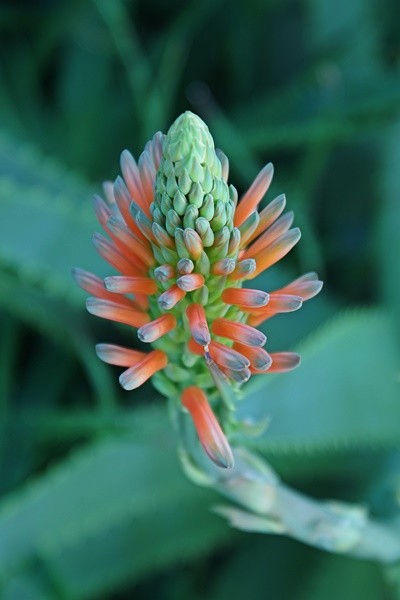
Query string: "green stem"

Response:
xmin=179 ymin=419 xmax=400 ymax=564
xmin=276 ymin=484 xmax=400 ymax=563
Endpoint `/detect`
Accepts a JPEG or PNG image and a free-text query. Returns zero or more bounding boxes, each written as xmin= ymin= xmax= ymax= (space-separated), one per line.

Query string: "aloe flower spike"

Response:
xmin=75 ymin=111 xmax=322 ymax=469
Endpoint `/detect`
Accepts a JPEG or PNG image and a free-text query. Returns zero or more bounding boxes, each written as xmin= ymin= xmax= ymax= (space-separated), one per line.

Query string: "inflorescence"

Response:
xmin=73 ymin=112 xmax=322 ymax=469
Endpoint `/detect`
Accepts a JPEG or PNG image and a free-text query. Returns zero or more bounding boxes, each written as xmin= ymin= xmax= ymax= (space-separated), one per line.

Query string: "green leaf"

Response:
xmin=93 ymin=0 xmax=165 ymax=142
xmin=0 ymin=133 xmax=105 ymax=308
xmin=208 ymin=537 xmax=316 ymax=600
xmin=299 ymin=554 xmax=385 ymax=600
xmin=241 ymin=83 xmax=400 ymax=152
xmin=0 ymin=131 xmax=88 ymax=201
xmin=0 ymin=428 xmax=233 ymax=599
xmin=385 ymin=560 xmax=400 ymax=600
xmin=0 ymin=271 xmax=117 ymax=410
xmin=238 ymin=310 xmax=400 ymax=453
xmin=153 ymin=0 xmax=225 ymax=125
xmin=1 ymin=574 xmax=53 ymax=600
xmin=0 ymin=315 xmax=20 ymax=410
xmin=307 ymin=0 xmax=379 ymax=70
xmin=0 ymin=136 xmax=119 ymax=408
xmin=378 ymin=119 xmax=400 ymax=335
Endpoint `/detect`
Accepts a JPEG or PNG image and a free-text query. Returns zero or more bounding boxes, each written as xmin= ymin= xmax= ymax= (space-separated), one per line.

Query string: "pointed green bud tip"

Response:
xmin=154 ymin=112 xmax=232 ymax=235
xmin=166 ymin=112 xmax=215 ymax=161
xmin=165 ymin=209 xmax=182 ymax=236
xmin=188 ymin=182 xmax=204 ymax=208
xmin=183 ymin=205 xmax=199 ymax=229
xmin=173 ymin=190 xmax=187 ymax=215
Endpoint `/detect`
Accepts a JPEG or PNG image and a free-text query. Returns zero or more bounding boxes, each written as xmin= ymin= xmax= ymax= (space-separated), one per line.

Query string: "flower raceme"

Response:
xmin=73 ymin=112 xmax=322 ymax=469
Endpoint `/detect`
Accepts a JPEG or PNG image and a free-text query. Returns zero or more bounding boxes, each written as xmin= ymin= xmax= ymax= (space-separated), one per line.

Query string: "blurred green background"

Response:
xmin=0 ymin=0 xmax=400 ymax=598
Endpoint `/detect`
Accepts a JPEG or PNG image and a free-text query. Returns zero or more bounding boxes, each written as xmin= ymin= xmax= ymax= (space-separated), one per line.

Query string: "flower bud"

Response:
xmin=182 ymin=387 xmax=234 ymax=469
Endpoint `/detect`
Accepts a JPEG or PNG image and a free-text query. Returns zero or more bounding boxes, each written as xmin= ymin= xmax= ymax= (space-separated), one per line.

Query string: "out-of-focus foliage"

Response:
xmin=0 ymin=0 xmax=399 ymax=598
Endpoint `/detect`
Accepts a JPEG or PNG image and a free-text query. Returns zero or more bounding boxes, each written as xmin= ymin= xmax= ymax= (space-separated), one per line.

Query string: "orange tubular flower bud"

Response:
xmin=158 ymin=285 xmax=186 ymax=310
xmin=181 ymin=387 xmax=234 ymax=469
xmin=246 ymin=193 xmax=287 ymax=245
xmin=137 ymin=314 xmax=177 ymax=343
xmin=120 ymin=149 xmax=150 ymax=217
xmin=211 ymin=258 xmax=236 ymax=276
xmin=245 ymin=294 xmax=304 ymax=327
xmin=92 ymin=233 xmax=145 ymax=276
xmin=119 ymin=349 xmax=168 ymax=390
xmin=233 ymin=343 xmax=272 ymax=371
xmin=153 ymin=264 xmax=175 ymax=282
xmin=113 ymin=176 xmax=146 ymax=239
xmin=104 ymin=275 xmax=157 ymax=295
xmin=243 ymin=212 xmax=294 ymax=259
xmin=177 ymin=258 xmax=194 ymax=274
xmin=176 ymin=273 xmax=205 ymax=292
xmin=248 ymin=293 xmax=303 ymax=315
xmin=107 ymin=216 xmax=155 ymax=266
xmin=275 ymin=272 xmax=323 ymax=301
xmin=208 ymin=341 xmax=250 ymax=371
xmin=95 ymin=343 xmax=147 ymax=367
xmin=72 ymin=268 xmax=131 ymax=306
xmin=268 ymin=352 xmax=301 ymax=373
xmin=265 ymin=293 xmax=303 ymax=313
xmin=221 ymin=287 xmax=269 ymax=308
xmin=220 ymin=366 xmax=251 ymax=383
xmin=186 ymin=304 xmax=211 ymax=346
xmin=248 ymin=228 xmax=301 ymax=279
xmin=101 ymin=219 xmax=151 ymax=272
xmin=234 ymin=163 xmax=274 ymax=227
xmin=229 ymin=259 xmax=257 ymax=281
xmin=86 ymin=297 xmax=149 ymax=328
xmin=212 ymin=318 xmax=266 ymax=347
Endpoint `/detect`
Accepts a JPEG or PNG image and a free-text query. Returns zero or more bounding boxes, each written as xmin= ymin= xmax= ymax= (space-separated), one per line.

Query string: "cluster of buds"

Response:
xmin=73 ymin=112 xmax=322 ymax=469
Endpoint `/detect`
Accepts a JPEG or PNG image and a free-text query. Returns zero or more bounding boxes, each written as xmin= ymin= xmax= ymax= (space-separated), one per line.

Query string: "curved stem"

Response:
xmin=178 ymin=422 xmax=400 ymax=564
xmin=275 ymin=484 xmax=400 ymax=562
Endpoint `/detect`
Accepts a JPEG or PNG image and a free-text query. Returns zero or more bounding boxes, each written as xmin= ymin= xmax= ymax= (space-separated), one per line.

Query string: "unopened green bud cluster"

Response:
xmin=152 ymin=112 xmax=236 ymax=246
xmin=147 ymin=112 xmax=246 ymax=404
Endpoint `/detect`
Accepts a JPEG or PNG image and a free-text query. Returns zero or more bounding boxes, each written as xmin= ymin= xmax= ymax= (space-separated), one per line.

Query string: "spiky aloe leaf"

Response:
xmin=237 ymin=310 xmax=400 ymax=454
xmin=0 ymin=429 xmax=232 ymax=598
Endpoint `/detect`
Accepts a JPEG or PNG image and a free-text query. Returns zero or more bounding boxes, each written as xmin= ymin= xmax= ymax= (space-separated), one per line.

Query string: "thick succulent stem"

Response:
xmin=178 ymin=416 xmax=400 ymax=563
